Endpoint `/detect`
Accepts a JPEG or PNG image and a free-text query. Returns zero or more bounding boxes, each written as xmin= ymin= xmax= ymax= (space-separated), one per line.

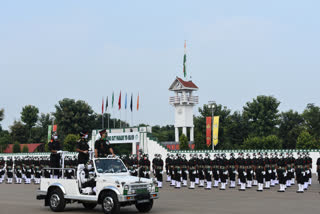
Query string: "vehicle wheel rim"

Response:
xmin=103 ymin=196 xmax=114 ymax=212
xmin=50 ymin=194 xmax=60 ymax=208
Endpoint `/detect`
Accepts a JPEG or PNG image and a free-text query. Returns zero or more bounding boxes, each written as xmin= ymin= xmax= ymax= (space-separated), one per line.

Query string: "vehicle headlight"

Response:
xmin=148 ymin=184 xmax=153 ymax=192
xmin=123 ymin=185 xmax=129 ymax=195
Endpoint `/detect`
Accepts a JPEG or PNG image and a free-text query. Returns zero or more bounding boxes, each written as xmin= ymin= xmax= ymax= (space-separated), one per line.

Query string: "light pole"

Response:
xmin=208 ymin=101 xmax=215 ymax=151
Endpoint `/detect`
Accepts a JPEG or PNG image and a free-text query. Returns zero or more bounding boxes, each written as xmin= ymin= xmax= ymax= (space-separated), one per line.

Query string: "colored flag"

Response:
xmin=102 ymin=97 xmax=104 ymax=114
xmin=183 ymin=40 xmax=187 ymax=78
xmin=112 ymin=92 xmax=114 ymax=108
xmin=118 ymin=91 xmax=121 ymax=110
xmin=52 ymin=125 xmax=57 ymax=132
xmin=130 ymin=93 xmax=133 ymax=112
xmin=137 ymin=93 xmax=139 ymax=111
xmin=106 ymin=96 xmax=108 ymax=111
xmin=125 ymin=93 xmax=127 ymax=109
xmin=213 ymin=116 xmax=220 ymax=146
xmin=206 ymin=117 xmax=212 ymax=147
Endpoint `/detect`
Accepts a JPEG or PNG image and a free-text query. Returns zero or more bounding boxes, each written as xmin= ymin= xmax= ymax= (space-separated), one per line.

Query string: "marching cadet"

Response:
xmin=6 ymin=157 xmax=13 ymax=184
xmin=48 ymin=132 xmax=62 ymax=178
xmin=204 ymin=153 xmax=212 ymax=190
xmin=165 ymin=153 xmax=172 ymax=182
xmin=128 ymin=154 xmax=138 ymax=176
xmin=212 ymin=154 xmax=220 ymax=188
xmin=270 ymin=153 xmax=277 ymax=187
xmin=197 ymin=154 xmax=205 ymax=187
xmin=181 ymin=154 xmax=188 ymax=187
xmin=252 ymin=153 xmax=258 ymax=186
xmin=246 ymin=153 xmax=253 ymax=188
xmin=317 ymin=152 xmax=320 ymax=184
xmin=170 ymin=154 xmax=176 ymax=186
xmin=295 ymin=152 xmax=304 ymax=193
xmin=174 ymin=154 xmax=183 ymax=189
xmin=154 ymin=154 xmax=164 ymax=188
xmin=0 ymin=157 xmax=5 ymax=183
xmin=76 ymin=132 xmax=90 ymax=165
xmin=25 ymin=157 xmax=33 ymax=184
xmin=277 ymin=153 xmax=287 ymax=192
xmin=264 ymin=153 xmax=272 ymax=189
xmin=306 ymin=152 xmax=312 ymax=186
xmin=228 ymin=153 xmax=237 ymax=188
xmin=94 ymin=129 xmax=115 ymax=158
xmin=219 ymin=153 xmax=228 ymax=190
xmin=188 ymin=154 xmax=197 ymax=189
xmin=139 ymin=154 xmax=151 ymax=178
xmin=256 ymin=152 xmax=265 ymax=192
xmin=237 ymin=153 xmax=247 ymax=191
xmin=194 ymin=154 xmax=199 ymax=185
xmin=34 ymin=157 xmax=41 ymax=184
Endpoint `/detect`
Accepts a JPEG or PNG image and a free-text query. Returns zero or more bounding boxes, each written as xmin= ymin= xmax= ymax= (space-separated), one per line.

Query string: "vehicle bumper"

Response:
xmin=118 ymin=192 xmax=159 ymax=202
xmin=36 ymin=190 xmax=47 ymax=200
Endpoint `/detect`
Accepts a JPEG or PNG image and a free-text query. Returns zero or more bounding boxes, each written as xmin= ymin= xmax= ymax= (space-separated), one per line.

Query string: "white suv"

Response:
xmin=36 ymin=156 xmax=159 ymax=214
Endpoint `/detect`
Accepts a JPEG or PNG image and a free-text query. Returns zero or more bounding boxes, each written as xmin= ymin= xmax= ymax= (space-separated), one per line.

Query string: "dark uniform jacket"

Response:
xmin=94 ymin=139 xmax=111 ymax=157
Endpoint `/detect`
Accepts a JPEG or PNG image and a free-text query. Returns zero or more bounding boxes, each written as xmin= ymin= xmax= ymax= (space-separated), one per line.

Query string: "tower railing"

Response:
xmin=169 ymin=95 xmax=199 ymax=105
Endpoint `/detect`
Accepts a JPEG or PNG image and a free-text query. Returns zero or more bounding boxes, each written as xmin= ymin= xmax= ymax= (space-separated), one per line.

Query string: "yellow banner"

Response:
xmin=212 ymin=116 xmax=219 ymax=146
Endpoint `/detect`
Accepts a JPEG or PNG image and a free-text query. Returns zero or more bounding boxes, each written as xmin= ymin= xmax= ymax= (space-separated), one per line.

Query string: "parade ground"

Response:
xmin=1 ymin=177 xmax=319 ymax=214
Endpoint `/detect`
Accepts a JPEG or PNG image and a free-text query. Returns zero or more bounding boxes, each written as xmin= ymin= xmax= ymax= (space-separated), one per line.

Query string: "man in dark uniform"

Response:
xmin=256 ymin=152 xmax=265 ymax=192
xmin=188 ymin=154 xmax=197 ymax=189
xmin=181 ymin=154 xmax=188 ymax=187
xmin=48 ymin=132 xmax=62 ymax=178
xmin=198 ymin=154 xmax=205 ymax=187
xmin=246 ymin=153 xmax=253 ymax=188
xmin=154 ymin=154 xmax=164 ymax=188
xmin=228 ymin=153 xmax=237 ymax=188
xmin=0 ymin=157 xmax=6 ymax=183
xmin=204 ymin=153 xmax=212 ymax=190
xmin=94 ymin=129 xmax=115 ymax=158
xmin=76 ymin=132 xmax=90 ymax=164
xmin=165 ymin=153 xmax=172 ymax=182
xmin=6 ymin=157 xmax=13 ymax=183
xmin=295 ymin=152 xmax=304 ymax=193
xmin=277 ymin=153 xmax=287 ymax=192
xmin=212 ymin=154 xmax=220 ymax=188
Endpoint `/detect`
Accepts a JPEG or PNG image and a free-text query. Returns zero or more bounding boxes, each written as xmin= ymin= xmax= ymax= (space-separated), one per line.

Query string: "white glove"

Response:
xmin=192 ymin=171 xmax=196 ymax=175
xmin=268 ymin=170 xmax=272 ymax=174
xmin=302 ymin=172 xmax=305 ymax=176
xmin=250 ymin=170 xmax=253 ymax=174
xmin=273 ymin=169 xmax=277 ymax=173
xmin=262 ymin=171 xmax=266 ymax=175
xmin=209 ymin=171 xmax=212 ymax=175
xmin=172 ymin=171 xmax=175 ymax=175
xmin=160 ymin=171 xmax=163 ymax=174
xmin=243 ymin=172 xmax=247 ymax=176
xmin=284 ymin=172 xmax=287 ymax=177
xmin=224 ymin=171 xmax=228 ymax=175
xmin=291 ymin=169 xmax=294 ymax=173
xmin=235 ymin=171 xmax=239 ymax=175
xmin=217 ymin=171 xmax=219 ymax=175
xmin=306 ymin=170 xmax=310 ymax=174
xmin=143 ymin=171 xmax=147 ymax=176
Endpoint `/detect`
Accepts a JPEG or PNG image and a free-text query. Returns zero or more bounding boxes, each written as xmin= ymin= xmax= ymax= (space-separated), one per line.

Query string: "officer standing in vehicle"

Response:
xmin=48 ymin=132 xmax=61 ymax=178
xmin=76 ymin=132 xmax=90 ymax=164
xmin=94 ymin=129 xmax=115 ymax=158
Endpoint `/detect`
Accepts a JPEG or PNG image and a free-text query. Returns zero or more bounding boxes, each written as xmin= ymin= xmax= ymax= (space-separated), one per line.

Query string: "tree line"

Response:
xmin=0 ymin=95 xmax=320 ymax=153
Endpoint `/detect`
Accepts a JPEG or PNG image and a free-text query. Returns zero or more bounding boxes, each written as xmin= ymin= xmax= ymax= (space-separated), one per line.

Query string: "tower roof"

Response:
xmin=169 ymin=77 xmax=198 ymax=91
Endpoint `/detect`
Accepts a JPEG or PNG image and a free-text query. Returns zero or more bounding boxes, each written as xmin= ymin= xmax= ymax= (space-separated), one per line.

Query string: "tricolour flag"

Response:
xmin=137 ymin=93 xmax=140 ymax=111
xmin=183 ymin=40 xmax=187 ymax=78
xmin=118 ymin=91 xmax=121 ymax=110
xmin=102 ymin=97 xmax=104 ymax=114
xmin=125 ymin=93 xmax=127 ymax=109
xmin=112 ymin=92 xmax=114 ymax=108
xmin=130 ymin=93 xmax=133 ymax=112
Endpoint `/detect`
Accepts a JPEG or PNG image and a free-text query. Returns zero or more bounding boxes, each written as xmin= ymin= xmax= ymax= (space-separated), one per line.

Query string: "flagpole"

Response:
xmin=102 ymin=97 xmax=104 ymax=129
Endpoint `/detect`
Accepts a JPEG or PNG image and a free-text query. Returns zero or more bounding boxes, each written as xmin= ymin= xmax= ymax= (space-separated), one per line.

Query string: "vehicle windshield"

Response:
xmin=95 ymin=159 xmax=128 ymax=174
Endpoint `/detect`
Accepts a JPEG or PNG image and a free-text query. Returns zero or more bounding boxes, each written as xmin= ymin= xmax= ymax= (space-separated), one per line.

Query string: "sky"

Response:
xmin=0 ymin=0 xmax=320 ymax=130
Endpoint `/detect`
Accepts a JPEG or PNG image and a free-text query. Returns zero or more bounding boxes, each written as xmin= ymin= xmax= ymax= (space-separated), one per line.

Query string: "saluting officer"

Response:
xmin=48 ymin=132 xmax=61 ymax=179
xmin=94 ymin=129 xmax=115 ymax=158
xmin=76 ymin=132 xmax=90 ymax=164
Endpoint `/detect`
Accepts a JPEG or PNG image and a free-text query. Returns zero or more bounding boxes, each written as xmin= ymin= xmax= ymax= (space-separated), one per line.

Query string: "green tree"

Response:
xmin=13 ymin=142 xmax=21 ymax=153
xmin=21 ymin=105 xmax=39 ymax=140
xmin=242 ymin=135 xmax=282 ymax=150
xmin=10 ymin=120 xmax=28 ymax=144
xmin=296 ymin=130 xmax=319 ymax=149
xmin=243 ymin=95 xmax=280 ymax=137
xmin=63 ymin=134 xmax=80 ymax=152
xmin=0 ymin=108 xmax=4 ymax=131
xmin=179 ymin=134 xmax=189 ymax=150
xmin=37 ymin=113 xmax=54 ymax=142
xmin=152 ymin=125 xmax=175 ymax=142
xmin=0 ymin=131 xmax=11 ymax=152
xmin=22 ymin=145 xmax=29 ymax=153
xmin=53 ymin=98 xmax=96 ymax=139
xmin=194 ymin=132 xmax=206 ymax=150
xmin=303 ymin=104 xmax=320 ymax=139
xmin=278 ymin=110 xmax=304 ymax=149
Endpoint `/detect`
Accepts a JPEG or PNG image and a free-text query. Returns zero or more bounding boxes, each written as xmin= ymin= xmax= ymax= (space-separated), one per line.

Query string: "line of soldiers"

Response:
xmin=0 ymin=155 xmax=79 ymax=184
xmin=164 ymin=152 xmax=319 ymax=193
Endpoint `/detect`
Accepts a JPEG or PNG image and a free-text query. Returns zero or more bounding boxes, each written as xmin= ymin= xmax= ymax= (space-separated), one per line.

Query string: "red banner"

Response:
xmin=206 ymin=117 xmax=212 ymax=147
xmin=53 ymin=125 xmax=57 ymax=132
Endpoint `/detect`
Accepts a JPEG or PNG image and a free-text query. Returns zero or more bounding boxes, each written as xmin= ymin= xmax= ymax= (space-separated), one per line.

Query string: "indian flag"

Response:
xmin=183 ymin=40 xmax=187 ymax=78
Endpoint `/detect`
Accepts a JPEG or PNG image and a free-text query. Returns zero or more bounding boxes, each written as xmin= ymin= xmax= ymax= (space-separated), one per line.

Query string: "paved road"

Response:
xmin=0 ymin=178 xmax=319 ymax=214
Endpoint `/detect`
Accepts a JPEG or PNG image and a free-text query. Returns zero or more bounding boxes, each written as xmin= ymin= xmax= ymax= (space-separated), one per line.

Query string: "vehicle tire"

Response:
xmin=48 ymin=189 xmax=66 ymax=212
xmin=101 ymin=191 xmax=120 ymax=214
xmin=82 ymin=202 xmax=97 ymax=210
xmin=135 ymin=199 xmax=153 ymax=213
